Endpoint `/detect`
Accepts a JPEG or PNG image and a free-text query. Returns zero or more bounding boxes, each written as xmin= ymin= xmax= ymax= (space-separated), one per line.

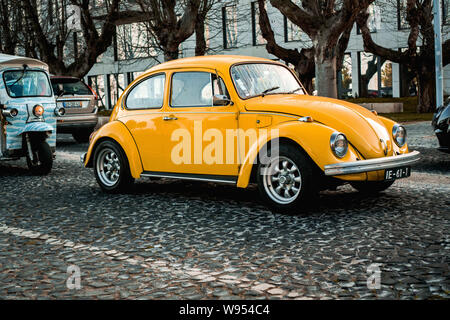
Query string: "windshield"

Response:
xmin=231 ymin=63 xmax=304 ymax=99
xmin=51 ymin=78 xmax=92 ymax=96
xmin=3 ymin=70 xmax=52 ymax=98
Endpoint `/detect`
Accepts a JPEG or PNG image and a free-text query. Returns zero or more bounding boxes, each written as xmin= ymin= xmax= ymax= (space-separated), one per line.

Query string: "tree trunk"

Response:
xmin=195 ymin=19 xmax=206 ymax=56
xmin=416 ymin=64 xmax=436 ymax=113
xmin=314 ymin=38 xmax=337 ymax=98
xmin=164 ymin=46 xmax=179 ymax=61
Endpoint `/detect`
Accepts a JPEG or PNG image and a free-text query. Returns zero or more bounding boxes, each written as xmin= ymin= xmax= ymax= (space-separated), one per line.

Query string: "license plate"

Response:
xmin=385 ymin=166 xmax=411 ymax=181
xmin=63 ymin=101 xmax=82 ymax=108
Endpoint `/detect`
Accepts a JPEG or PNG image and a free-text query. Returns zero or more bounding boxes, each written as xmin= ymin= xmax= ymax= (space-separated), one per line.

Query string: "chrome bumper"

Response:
xmin=80 ymin=152 xmax=87 ymax=164
xmin=324 ymin=151 xmax=421 ymax=176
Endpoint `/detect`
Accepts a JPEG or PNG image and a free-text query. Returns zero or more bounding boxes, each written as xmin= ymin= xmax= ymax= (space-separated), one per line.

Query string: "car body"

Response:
xmin=83 ymin=55 xmax=420 ymax=212
xmin=432 ymin=100 xmax=450 ymax=153
xmin=51 ymin=76 xmax=98 ymax=143
xmin=0 ymin=53 xmax=59 ymax=174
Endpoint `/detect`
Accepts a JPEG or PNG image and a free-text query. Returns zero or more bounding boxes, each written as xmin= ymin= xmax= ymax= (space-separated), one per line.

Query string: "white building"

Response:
xmin=85 ymin=0 xmax=450 ymax=109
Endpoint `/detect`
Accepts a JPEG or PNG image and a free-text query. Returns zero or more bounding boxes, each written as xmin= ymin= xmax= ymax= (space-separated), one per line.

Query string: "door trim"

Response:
xmin=140 ymin=171 xmax=237 ymax=184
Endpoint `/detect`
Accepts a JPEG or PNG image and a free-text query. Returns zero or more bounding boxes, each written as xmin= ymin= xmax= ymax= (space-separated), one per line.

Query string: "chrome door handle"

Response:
xmin=163 ymin=116 xmax=178 ymax=121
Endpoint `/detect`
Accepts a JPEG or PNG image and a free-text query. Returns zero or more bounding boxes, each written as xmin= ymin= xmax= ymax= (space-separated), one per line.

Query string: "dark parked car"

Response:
xmin=51 ymin=76 xmax=98 ymax=143
xmin=432 ymin=99 xmax=450 ymax=153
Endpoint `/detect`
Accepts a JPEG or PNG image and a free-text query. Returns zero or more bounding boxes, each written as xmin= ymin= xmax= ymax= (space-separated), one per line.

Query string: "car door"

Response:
xmin=121 ymin=73 xmax=168 ymax=172
xmin=159 ymin=70 xmax=240 ymax=178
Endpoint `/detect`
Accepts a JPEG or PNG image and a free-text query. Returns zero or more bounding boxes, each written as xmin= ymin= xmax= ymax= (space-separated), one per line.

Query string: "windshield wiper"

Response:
xmin=261 ymin=86 xmax=280 ymax=97
xmin=286 ymin=87 xmax=302 ymax=94
xmin=10 ymin=64 xmax=28 ymax=88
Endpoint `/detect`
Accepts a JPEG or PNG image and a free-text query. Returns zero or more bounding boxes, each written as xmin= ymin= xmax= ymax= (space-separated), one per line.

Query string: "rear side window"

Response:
xmin=171 ymin=72 xmax=229 ymax=108
xmin=126 ymin=74 xmax=165 ymax=110
xmin=51 ymin=78 xmax=91 ymax=96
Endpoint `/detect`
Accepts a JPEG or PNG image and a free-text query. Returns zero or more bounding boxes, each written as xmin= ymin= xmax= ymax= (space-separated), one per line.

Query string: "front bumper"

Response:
xmin=324 ymin=151 xmax=421 ymax=176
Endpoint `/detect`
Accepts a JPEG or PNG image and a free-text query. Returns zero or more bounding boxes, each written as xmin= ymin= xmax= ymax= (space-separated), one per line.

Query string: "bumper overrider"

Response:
xmin=324 ymin=151 xmax=421 ymax=176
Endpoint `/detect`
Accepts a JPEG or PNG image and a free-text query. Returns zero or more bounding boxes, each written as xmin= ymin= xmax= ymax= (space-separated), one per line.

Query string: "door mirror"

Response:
xmin=213 ymin=94 xmax=233 ymax=106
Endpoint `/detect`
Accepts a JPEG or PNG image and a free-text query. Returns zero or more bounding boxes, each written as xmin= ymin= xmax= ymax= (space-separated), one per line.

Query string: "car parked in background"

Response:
xmin=432 ymin=99 xmax=450 ymax=153
xmin=51 ymin=76 xmax=98 ymax=143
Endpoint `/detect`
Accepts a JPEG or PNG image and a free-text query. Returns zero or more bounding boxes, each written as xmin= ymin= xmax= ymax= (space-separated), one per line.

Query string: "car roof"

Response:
xmin=0 ymin=53 xmax=49 ymax=71
xmin=145 ymin=55 xmax=282 ymax=74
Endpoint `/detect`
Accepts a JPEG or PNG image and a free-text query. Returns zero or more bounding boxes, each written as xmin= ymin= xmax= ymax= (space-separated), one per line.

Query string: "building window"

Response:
xmin=87 ymin=75 xmax=106 ymax=109
xmin=400 ymin=0 xmax=449 ymax=28
xmin=358 ymin=52 xmax=393 ymax=98
xmin=108 ymin=74 xmax=125 ymax=107
xmin=116 ymin=23 xmax=157 ymax=61
xmin=338 ymin=54 xmax=352 ymax=99
xmin=397 ymin=0 xmax=408 ymax=30
xmin=222 ymin=5 xmax=238 ymax=49
xmin=443 ymin=0 xmax=450 ymax=25
xmin=251 ymin=1 xmax=266 ymax=46
xmin=357 ymin=3 xmax=378 ymax=34
xmin=284 ymin=16 xmax=301 ymax=42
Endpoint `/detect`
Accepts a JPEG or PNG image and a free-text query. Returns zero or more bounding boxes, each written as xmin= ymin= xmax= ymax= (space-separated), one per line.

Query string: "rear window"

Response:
xmin=51 ymin=78 xmax=92 ymax=96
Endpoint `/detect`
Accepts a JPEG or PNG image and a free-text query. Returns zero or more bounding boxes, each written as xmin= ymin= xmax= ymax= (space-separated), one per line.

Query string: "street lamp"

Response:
xmin=434 ymin=0 xmax=444 ymax=109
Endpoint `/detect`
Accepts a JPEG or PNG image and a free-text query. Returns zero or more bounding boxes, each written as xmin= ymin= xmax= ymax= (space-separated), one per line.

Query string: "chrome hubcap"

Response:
xmin=96 ymin=148 xmax=120 ymax=187
xmin=263 ymin=156 xmax=302 ymax=205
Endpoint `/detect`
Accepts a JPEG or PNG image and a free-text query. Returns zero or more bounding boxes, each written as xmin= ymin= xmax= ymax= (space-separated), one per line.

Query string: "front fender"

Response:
xmin=18 ymin=122 xmax=53 ymax=135
xmin=236 ymin=120 xmax=363 ymax=188
xmin=84 ymin=120 xmax=143 ymax=179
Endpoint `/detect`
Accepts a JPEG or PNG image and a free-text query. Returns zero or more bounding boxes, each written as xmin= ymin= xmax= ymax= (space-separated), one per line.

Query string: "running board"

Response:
xmin=140 ymin=171 xmax=237 ymax=184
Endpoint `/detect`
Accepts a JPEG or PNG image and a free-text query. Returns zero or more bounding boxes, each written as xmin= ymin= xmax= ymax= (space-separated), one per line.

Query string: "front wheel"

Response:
xmin=256 ymin=144 xmax=314 ymax=213
xmin=350 ymin=180 xmax=395 ymax=193
xmin=26 ymin=140 xmax=53 ymax=175
xmin=93 ymin=140 xmax=134 ymax=193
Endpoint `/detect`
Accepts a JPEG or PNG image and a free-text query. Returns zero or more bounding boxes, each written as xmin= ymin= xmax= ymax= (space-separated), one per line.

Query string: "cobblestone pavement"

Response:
xmin=0 ymin=121 xmax=449 ymax=300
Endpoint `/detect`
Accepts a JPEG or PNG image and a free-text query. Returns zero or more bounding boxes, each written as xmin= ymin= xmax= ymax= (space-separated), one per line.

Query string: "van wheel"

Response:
xmin=93 ymin=140 xmax=134 ymax=193
xmin=350 ymin=180 xmax=395 ymax=193
xmin=73 ymin=129 xmax=93 ymax=143
xmin=27 ymin=140 xmax=53 ymax=175
xmin=257 ymin=144 xmax=314 ymax=213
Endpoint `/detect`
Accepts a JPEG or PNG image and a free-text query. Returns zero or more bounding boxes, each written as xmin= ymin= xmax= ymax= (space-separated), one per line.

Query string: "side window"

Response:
xmin=126 ymin=74 xmax=165 ymax=109
xmin=171 ymin=72 xmax=230 ymax=108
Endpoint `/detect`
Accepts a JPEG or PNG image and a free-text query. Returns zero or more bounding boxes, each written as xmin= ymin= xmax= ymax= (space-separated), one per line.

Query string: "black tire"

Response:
xmin=73 ymin=129 xmax=93 ymax=143
xmin=93 ymin=140 xmax=134 ymax=193
xmin=26 ymin=140 xmax=53 ymax=175
xmin=350 ymin=180 xmax=395 ymax=193
xmin=256 ymin=143 xmax=315 ymax=213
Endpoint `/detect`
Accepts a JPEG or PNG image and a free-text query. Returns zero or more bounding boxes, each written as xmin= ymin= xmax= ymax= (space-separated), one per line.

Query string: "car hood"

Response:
xmin=244 ymin=94 xmax=392 ymax=159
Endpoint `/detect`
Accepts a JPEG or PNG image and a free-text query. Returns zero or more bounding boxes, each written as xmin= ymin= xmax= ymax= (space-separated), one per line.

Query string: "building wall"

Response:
xmin=85 ymin=0 xmax=450 ymax=109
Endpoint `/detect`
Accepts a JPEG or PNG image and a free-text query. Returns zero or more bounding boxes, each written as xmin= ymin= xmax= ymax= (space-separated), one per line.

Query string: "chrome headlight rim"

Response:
xmin=392 ymin=124 xmax=407 ymax=147
xmin=54 ymin=106 xmax=66 ymax=117
xmin=330 ymin=132 xmax=349 ymax=158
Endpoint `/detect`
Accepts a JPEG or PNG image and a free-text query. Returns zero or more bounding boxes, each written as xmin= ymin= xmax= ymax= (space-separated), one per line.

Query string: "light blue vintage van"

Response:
xmin=0 ymin=54 xmax=65 ymax=174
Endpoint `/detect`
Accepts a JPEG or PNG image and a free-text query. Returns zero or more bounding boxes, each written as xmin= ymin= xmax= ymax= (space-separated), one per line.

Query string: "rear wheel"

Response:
xmin=26 ymin=140 xmax=53 ymax=175
xmin=257 ymin=144 xmax=314 ymax=213
xmin=350 ymin=180 xmax=395 ymax=193
xmin=73 ymin=128 xmax=94 ymax=143
xmin=93 ymin=140 xmax=134 ymax=193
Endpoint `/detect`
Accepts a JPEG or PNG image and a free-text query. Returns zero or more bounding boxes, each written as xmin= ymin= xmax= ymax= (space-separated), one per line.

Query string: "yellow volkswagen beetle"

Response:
xmin=83 ymin=55 xmax=420 ymax=212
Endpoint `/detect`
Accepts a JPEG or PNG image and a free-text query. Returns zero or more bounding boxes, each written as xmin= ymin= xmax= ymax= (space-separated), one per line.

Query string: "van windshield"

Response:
xmin=3 ymin=70 xmax=52 ymax=98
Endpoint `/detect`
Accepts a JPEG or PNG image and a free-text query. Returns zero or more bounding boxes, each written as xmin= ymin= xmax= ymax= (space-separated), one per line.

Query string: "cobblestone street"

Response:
xmin=0 ymin=122 xmax=448 ymax=300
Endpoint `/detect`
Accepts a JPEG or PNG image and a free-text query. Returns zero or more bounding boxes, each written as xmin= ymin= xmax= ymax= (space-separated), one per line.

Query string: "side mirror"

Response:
xmin=213 ymin=94 xmax=233 ymax=106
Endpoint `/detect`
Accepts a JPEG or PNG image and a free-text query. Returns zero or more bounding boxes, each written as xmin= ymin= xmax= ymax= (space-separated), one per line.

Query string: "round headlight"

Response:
xmin=54 ymin=106 xmax=66 ymax=116
xmin=330 ymin=132 xmax=348 ymax=158
xmin=392 ymin=124 xmax=407 ymax=147
xmin=33 ymin=105 xmax=45 ymax=117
